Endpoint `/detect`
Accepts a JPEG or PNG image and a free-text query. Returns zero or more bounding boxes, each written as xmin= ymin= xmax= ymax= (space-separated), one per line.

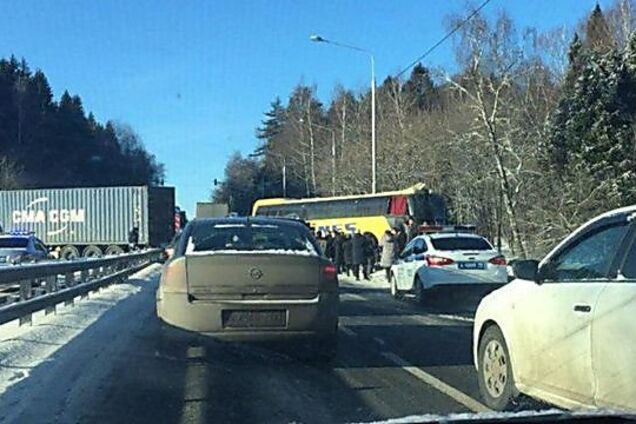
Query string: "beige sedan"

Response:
xmin=156 ymin=217 xmax=339 ymax=360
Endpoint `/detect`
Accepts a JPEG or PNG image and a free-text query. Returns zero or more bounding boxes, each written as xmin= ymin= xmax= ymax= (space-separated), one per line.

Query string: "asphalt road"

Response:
xmin=0 ymin=270 xmax=542 ymax=423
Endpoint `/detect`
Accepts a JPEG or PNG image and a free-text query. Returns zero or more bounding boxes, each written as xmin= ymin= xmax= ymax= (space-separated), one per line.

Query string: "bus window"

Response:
xmin=389 ymin=196 xmax=408 ymax=216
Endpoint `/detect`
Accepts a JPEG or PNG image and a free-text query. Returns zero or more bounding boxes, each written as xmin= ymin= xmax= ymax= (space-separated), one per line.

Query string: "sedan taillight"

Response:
xmin=489 ymin=256 xmax=507 ymax=266
xmin=426 ymin=255 xmax=455 ymax=267
xmin=323 ymin=263 xmax=338 ymax=280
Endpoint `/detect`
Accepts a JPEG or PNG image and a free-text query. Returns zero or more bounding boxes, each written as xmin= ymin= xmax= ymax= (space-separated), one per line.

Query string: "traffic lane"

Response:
xmin=339 ymin=286 xmax=481 ymax=403
xmin=0 ymin=272 xmax=484 ymax=424
xmin=341 ymin=282 xmax=550 ymax=412
xmin=80 ymin=284 xmax=477 ymax=423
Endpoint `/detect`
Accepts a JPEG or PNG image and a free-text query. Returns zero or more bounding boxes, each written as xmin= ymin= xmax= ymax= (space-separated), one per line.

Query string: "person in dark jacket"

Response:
xmin=334 ymin=232 xmax=345 ymax=273
xmin=325 ymin=231 xmax=335 ymax=261
xmin=363 ymin=232 xmax=378 ymax=280
xmin=395 ymin=226 xmax=407 ymax=254
xmin=343 ymin=234 xmax=353 ymax=276
xmin=403 ymin=216 xmax=418 ymax=242
xmin=128 ymin=226 xmax=139 ymax=251
xmin=351 ymin=231 xmax=367 ymax=281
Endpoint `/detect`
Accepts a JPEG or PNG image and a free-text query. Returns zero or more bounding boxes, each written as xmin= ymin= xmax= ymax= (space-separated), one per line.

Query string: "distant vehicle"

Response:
xmin=0 ymin=232 xmax=51 ymax=265
xmin=473 ymin=205 xmax=636 ymax=411
xmin=251 ymin=183 xmax=447 ymax=241
xmin=390 ymin=226 xmax=507 ymax=302
xmin=156 ymin=217 xmax=339 ymax=361
xmin=0 ymin=186 xmax=175 ymax=260
xmin=196 ymin=202 xmax=229 ymax=218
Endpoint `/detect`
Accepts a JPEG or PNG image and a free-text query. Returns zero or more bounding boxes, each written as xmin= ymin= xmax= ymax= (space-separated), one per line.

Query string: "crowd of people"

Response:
xmin=313 ymin=217 xmax=419 ymax=282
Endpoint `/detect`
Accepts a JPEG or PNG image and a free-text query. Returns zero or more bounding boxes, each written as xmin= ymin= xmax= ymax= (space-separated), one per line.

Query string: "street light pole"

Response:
xmin=310 ymin=34 xmax=377 ymax=193
xmin=370 ymin=54 xmax=376 ymax=194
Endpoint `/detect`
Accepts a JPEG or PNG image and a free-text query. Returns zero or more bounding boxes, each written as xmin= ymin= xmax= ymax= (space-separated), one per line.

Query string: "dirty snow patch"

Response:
xmin=0 ymin=263 xmax=161 ymax=396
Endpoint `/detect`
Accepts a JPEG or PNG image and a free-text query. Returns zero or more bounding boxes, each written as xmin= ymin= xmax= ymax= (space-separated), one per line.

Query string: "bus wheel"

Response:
xmin=83 ymin=245 xmax=103 ymax=258
xmin=105 ymin=245 xmax=124 ymax=256
xmin=60 ymin=245 xmax=80 ymax=261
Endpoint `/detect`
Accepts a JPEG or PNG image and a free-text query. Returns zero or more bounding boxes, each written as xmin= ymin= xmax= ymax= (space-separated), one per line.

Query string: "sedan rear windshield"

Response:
xmin=430 ymin=236 xmax=492 ymax=251
xmin=0 ymin=238 xmax=28 ymax=248
xmin=185 ymin=223 xmax=318 ymax=255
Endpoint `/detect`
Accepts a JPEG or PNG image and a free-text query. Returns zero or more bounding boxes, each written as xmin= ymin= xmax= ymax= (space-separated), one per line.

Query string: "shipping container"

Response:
xmin=0 ymin=186 xmax=175 ymax=258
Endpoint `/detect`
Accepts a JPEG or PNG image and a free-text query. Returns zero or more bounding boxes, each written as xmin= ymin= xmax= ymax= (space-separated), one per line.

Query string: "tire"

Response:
xmin=60 ymin=245 xmax=80 ymax=261
xmin=82 ymin=245 xmax=103 ymax=258
xmin=414 ymin=276 xmax=425 ymax=304
xmin=390 ymin=273 xmax=402 ymax=299
xmin=105 ymin=245 xmax=125 ymax=256
xmin=478 ymin=325 xmax=516 ymax=410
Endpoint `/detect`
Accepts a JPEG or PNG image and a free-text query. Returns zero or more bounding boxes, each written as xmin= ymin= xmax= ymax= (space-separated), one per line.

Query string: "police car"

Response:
xmin=390 ymin=226 xmax=508 ymax=302
xmin=0 ymin=232 xmax=50 ymax=265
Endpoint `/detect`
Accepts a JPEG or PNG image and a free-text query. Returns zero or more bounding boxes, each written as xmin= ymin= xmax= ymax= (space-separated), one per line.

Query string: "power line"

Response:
xmin=396 ymin=0 xmax=494 ymax=78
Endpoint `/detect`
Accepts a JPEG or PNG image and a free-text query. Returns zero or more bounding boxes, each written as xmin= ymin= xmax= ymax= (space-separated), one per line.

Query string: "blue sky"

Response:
xmin=0 ymin=0 xmax=609 ymax=215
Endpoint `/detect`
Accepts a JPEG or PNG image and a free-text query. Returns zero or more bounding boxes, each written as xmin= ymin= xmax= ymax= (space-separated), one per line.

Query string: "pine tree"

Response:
xmin=402 ymin=63 xmax=439 ymax=111
xmin=585 ymin=3 xmax=616 ymax=54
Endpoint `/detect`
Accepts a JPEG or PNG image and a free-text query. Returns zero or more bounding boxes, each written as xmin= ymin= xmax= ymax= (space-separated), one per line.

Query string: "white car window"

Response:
xmin=620 ymin=237 xmax=636 ymax=279
xmin=544 ymin=223 xmax=628 ymax=282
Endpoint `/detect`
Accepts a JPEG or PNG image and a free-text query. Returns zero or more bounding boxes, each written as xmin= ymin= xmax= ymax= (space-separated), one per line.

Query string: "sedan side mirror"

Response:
xmin=512 ymin=259 xmax=540 ymax=281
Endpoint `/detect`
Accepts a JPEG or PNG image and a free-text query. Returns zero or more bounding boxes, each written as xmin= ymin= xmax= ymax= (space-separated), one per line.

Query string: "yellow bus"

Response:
xmin=251 ymin=183 xmax=447 ymax=241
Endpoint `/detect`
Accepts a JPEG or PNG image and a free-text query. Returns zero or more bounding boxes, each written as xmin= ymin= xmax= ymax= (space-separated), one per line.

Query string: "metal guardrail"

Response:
xmin=0 ymin=249 xmax=162 ymax=326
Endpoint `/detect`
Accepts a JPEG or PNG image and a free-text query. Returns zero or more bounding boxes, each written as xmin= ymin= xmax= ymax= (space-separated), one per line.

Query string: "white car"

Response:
xmin=473 ymin=205 xmax=636 ymax=411
xmin=390 ymin=229 xmax=508 ymax=302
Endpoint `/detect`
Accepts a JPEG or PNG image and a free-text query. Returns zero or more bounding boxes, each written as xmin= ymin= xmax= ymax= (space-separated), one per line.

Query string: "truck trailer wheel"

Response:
xmin=60 ymin=245 xmax=81 ymax=261
xmin=83 ymin=245 xmax=103 ymax=258
xmin=105 ymin=245 xmax=124 ymax=256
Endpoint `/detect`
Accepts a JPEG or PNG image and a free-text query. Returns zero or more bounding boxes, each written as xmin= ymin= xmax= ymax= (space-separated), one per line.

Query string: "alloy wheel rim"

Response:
xmin=483 ymin=339 xmax=508 ymax=398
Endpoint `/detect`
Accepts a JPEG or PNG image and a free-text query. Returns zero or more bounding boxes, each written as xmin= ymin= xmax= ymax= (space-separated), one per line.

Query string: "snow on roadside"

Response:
xmin=0 ymin=263 xmax=161 ymax=396
xmin=339 ymin=270 xmax=390 ymax=289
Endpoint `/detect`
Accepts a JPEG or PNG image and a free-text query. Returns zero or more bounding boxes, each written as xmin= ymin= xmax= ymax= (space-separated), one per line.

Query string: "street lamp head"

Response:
xmin=309 ymin=34 xmax=325 ymax=43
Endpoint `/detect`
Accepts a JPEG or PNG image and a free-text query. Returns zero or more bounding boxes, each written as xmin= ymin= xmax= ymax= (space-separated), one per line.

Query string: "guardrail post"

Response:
xmin=19 ymin=280 xmax=31 ymax=301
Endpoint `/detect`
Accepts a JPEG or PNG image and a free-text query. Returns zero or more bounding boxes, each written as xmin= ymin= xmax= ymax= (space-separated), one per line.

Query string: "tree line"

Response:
xmin=0 ymin=56 xmax=164 ymax=190
xmin=214 ymin=1 xmax=636 ymax=258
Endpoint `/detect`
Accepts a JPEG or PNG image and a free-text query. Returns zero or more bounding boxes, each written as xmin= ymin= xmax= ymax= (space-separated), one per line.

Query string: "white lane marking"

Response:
xmin=373 ymin=337 xmax=386 ymax=346
xmin=340 ymin=326 xmax=357 ymax=337
xmin=180 ymin=345 xmax=209 ymax=424
xmin=436 ymin=314 xmax=475 ymax=323
xmin=341 ymin=293 xmax=367 ymax=301
xmin=381 ymin=351 xmax=490 ymax=413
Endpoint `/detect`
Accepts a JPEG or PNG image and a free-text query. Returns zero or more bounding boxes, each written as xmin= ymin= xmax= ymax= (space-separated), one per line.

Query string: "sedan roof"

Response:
xmin=426 ymin=232 xmax=485 ymax=240
xmin=190 ymin=216 xmax=309 ymax=229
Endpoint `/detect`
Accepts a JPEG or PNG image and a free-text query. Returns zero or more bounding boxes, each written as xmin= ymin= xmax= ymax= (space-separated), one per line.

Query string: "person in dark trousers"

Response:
xmin=325 ymin=231 xmax=336 ymax=262
xmin=380 ymin=229 xmax=398 ymax=282
xmin=363 ymin=232 xmax=378 ymax=280
xmin=128 ymin=226 xmax=139 ymax=251
xmin=351 ymin=231 xmax=367 ymax=281
xmin=343 ymin=234 xmax=353 ymax=276
xmin=334 ymin=232 xmax=345 ymax=273
xmin=395 ymin=226 xmax=407 ymax=254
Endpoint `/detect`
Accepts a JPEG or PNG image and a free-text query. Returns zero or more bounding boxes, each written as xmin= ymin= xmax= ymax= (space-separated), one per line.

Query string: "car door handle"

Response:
xmin=573 ymin=304 xmax=592 ymax=313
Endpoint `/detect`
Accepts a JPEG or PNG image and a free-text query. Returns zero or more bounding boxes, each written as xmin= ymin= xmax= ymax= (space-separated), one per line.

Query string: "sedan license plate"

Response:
xmin=222 ymin=310 xmax=287 ymax=328
xmin=458 ymin=262 xmax=485 ymax=270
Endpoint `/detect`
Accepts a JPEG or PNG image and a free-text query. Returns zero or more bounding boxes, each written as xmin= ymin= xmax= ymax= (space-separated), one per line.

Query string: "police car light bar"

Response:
xmin=418 ymin=224 xmax=476 ymax=234
xmin=8 ymin=229 xmax=34 ymax=236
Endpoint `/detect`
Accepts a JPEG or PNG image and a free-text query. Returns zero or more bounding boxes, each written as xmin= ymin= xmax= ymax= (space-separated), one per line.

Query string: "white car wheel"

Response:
xmin=390 ymin=274 xmax=402 ymax=299
xmin=478 ymin=325 xmax=516 ymax=410
xmin=483 ymin=339 xmax=508 ymax=398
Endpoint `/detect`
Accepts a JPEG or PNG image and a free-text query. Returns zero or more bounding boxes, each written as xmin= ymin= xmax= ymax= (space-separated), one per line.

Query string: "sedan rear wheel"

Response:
xmin=478 ymin=325 xmax=516 ymax=410
xmin=390 ymin=274 xmax=402 ymax=299
xmin=414 ymin=277 xmax=425 ymax=304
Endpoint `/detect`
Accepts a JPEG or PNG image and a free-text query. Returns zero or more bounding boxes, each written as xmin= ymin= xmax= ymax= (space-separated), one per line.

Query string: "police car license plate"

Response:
xmin=458 ymin=262 xmax=485 ymax=270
